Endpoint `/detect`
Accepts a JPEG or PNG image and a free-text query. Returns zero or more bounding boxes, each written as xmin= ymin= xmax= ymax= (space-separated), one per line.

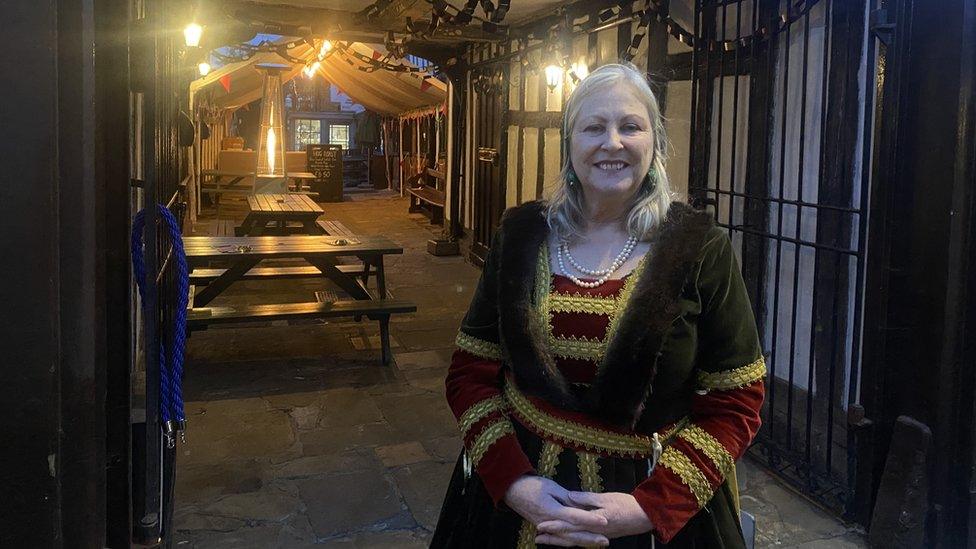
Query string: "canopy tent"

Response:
xmin=189 ymin=42 xmax=446 ymax=116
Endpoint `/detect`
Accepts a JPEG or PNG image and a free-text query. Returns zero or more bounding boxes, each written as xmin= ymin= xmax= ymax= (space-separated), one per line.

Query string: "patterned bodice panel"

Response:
xmin=546 ymin=273 xmax=630 ymax=384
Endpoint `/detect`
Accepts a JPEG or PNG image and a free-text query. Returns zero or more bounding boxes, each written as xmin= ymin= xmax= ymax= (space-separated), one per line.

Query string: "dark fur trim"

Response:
xmin=496 ymin=201 xmax=714 ymax=427
xmin=586 ymin=202 xmax=713 ymax=428
xmin=496 ymin=201 xmax=579 ymax=409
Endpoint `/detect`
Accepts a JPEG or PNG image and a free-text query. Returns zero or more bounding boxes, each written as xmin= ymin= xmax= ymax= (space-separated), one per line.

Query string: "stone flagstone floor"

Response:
xmin=174 ymin=192 xmax=867 ymax=548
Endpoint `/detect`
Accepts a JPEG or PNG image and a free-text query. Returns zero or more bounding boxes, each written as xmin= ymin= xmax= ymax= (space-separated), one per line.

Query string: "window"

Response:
xmin=294 ymin=119 xmax=321 ymax=149
xmin=329 ymin=124 xmax=350 ymax=150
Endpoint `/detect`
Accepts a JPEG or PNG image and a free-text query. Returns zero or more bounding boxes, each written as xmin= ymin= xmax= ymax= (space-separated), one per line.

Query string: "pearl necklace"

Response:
xmin=557 ymin=236 xmax=638 ymax=288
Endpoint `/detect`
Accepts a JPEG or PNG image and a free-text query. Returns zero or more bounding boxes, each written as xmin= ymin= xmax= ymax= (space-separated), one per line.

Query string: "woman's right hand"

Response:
xmin=503 ymin=475 xmax=610 ymax=547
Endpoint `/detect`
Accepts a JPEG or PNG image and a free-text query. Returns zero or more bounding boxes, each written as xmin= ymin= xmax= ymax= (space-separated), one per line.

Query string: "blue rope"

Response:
xmin=132 ymin=204 xmax=189 ymax=443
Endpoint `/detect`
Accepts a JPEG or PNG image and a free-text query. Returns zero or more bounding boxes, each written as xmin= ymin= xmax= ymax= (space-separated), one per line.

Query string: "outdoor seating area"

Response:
xmin=12 ymin=0 xmax=976 ymax=547
xmin=185 ymin=229 xmax=415 ymax=365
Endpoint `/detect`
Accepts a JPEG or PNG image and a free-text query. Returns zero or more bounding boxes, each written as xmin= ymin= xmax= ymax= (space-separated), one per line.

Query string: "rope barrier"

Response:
xmin=132 ymin=204 xmax=189 ymax=448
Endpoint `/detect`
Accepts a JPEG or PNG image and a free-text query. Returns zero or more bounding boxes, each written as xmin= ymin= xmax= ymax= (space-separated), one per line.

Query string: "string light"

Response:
xmin=183 ymin=23 xmax=203 ymax=48
xmin=198 ymin=61 xmax=211 ymax=76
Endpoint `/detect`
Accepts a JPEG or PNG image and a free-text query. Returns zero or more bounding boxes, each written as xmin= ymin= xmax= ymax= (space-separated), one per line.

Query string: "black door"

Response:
xmin=470 ymin=64 xmax=508 ymax=265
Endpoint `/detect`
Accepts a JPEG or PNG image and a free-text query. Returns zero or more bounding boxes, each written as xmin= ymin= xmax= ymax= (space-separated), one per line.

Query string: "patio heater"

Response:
xmin=254 ymin=64 xmax=289 ymax=193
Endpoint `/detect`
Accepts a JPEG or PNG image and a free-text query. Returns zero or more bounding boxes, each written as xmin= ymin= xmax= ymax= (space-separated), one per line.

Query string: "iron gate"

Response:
xmin=129 ymin=0 xmax=189 ymax=542
xmin=684 ymin=0 xmax=876 ymax=515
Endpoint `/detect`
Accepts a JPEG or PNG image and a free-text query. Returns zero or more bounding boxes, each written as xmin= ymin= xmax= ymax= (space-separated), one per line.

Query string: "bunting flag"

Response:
xmin=372 ymin=50 xmax=382 ymax=60
xmin=420 ymin=78 xmax=432 ymax=92
xmin=219 ymin=74 xmax=232 ymax=93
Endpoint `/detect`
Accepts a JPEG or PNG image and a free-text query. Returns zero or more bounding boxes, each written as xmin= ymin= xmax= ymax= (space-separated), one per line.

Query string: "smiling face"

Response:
xmin=569 ymin=81 xmax=655 ymax=202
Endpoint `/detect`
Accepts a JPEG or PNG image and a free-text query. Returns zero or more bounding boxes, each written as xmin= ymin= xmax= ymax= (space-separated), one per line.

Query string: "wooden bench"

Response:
xmin=187 ymin=299 xmax=417 ymax=364
xmin=214 ymin=219 xmax=238 ymax=237
xmin=189 ymin=264 xmax=377 ymax=286
xmin=316 ymin=219 xmax=357 ymax=237
xmin=407 ymin=171 xmax=446 ymax=225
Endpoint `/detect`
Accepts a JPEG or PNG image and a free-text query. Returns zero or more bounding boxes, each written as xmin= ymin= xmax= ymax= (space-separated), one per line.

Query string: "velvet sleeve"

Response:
xmin=445 ymin=231 xmax=535 ymax=504
xmin=632 ymin=227 xmax=766 ymax=542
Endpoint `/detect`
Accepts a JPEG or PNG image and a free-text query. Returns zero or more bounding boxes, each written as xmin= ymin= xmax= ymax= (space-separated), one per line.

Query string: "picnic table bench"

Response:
xmin=184 ymin=234 xmax=414 ymax=364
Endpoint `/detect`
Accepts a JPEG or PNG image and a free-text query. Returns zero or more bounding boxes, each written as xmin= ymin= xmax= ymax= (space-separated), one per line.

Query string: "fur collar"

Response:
xmin=496 ymin=200 xmax=713 ymax=429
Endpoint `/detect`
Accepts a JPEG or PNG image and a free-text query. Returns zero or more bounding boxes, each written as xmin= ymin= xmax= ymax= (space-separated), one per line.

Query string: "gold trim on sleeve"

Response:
xmin=658 ymin=446 xmax=713 ymax=507
xmin=577 ymin=451 xmax=604 ymax=493
xmin=697 ymin=356 xmax=767 ymax=390
xmin=455 ymin=331 xmax=504 ymax=361
xmin=458 ymin=396 xmax=509 ymax=438
xmin=678 ymin=424 xmax=736 ymax=479
xmin=468 ymin=420 xmax=514 ymax=468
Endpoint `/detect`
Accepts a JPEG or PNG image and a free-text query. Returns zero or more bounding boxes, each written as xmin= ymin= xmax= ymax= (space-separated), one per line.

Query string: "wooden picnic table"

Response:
xmin=287 ymin=171 xmax=317 ymax=192
xmin=201 ymin=170 xmax=318 ymax=193
xmin=200 ymin=169 xmax=253 ymax=190
xmin=184 ymin=234 xmax=412 ymax=363
xmin=238 ymin=193 xmax=325 ymax=236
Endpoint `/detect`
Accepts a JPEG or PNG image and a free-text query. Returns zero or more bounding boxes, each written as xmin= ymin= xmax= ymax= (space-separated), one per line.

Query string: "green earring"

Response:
xmin=567 ymin=168 xmax=580 ymax=187
xmin=645 ymin=167 xmax=658 ymax=191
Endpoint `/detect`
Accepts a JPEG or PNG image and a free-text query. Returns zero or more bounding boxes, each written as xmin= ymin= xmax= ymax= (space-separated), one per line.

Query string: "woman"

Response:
xmin=431 ymin=63 xmax=765 ymax=548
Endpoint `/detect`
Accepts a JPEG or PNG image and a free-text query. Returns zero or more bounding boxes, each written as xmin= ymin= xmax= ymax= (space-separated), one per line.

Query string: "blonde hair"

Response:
xmin=546 ymin=63 xmax=673 ymax=243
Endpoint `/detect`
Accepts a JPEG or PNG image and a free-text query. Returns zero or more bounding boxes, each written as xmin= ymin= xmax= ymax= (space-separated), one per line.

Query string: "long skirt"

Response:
xmin=430 ymin=423 xmax=745 ymax=549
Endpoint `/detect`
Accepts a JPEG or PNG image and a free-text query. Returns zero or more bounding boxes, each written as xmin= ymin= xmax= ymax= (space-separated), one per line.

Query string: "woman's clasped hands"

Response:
xmin=504 ymin=475 xmax=653 ymax=547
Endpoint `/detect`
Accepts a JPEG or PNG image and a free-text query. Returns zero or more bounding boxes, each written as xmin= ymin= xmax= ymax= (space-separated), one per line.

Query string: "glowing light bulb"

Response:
xmin=545 ymin=64 xmax=563 ymax=91
xmin=303 ymin=61 xmax=321 ymax=78
xmin=318 ymin=40 xmax=333 ymax=59
xmin=184 ymin=23 xmax=203 ymax=48
xmin=198 ymin=62 xmax=211 ymax=76
xmin=571 ymin=61 xmax=589 ymax=81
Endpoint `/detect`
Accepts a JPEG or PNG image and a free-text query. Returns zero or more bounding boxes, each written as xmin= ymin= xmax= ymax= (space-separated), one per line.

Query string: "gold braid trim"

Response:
xmin=549 ymin=292 xmax=618 ymax=315
xmin=455 ymin=331 xmax=504 ymax=361
xmin=550 ymin=334 xmax=605 ymax=362
xmin=679 ymin=425 xmax=736 ymax=479
xmin=458 ymin=396 xmax=509 ymax=438
xmin=697 ymin=356 xmax=766 ymax=390
xmin=537 ymin=245 xmax=556 ymax=363
xmin=517 ymin=441 xmax=564 ymax=549
xmin=505 ymin=381 xmax=656 ymax=457
xmin=658 ymin=446 xmax=713 ymax=507
xmin=468 ymin=420 xmax=514 ymax=468
xmin=577 ymin=452 xmax=604 ymax=492
xmin=598 ymin=255 xmax=646 ymax=370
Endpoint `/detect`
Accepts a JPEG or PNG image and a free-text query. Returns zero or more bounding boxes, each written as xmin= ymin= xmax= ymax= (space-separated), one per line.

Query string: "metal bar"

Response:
xmin=702 ymin=184 xmax=863 ymax=217
xmin=155 ymin=244 xmax=174 ymax=286
xmin=776 ymin=0 xmax=794 ymax=451
xmin=728 ymin=0 xmax=744 ymax=237
xmin=688 ymin=0 xmax=701 ymax=197
xmin=824 ymin=248 xmax=844 ymax=480
xmin=718 ymin=222 xmax=860 ymax=256
xmin=808 ymin=0 xmax=832 ymax=475
xmin=848 ymin=0 xmax=876 ymax=514
xmin=793 ymin=5 xmax=812 ymax=478
xmin=715 ymin=0 xmax=728 ymax=226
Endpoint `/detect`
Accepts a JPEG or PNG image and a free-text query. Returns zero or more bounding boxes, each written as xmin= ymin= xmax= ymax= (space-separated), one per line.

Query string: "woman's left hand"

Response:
xmin=535 ymin=491 xmax=653 ymax=543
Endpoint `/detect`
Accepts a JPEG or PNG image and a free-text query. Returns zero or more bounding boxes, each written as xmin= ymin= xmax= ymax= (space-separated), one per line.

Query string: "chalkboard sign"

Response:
xmin=307 ymin=144 xmax=343 ymax=202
